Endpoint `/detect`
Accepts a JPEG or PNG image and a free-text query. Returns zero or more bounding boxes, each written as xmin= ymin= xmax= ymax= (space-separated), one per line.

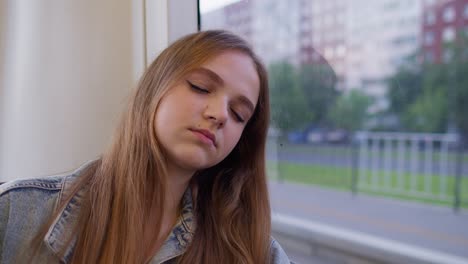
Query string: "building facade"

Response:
xmin=422 ymin=0 xmax=468 ymax=64
xmin=202 ymin=0 xmax=427 ymax=113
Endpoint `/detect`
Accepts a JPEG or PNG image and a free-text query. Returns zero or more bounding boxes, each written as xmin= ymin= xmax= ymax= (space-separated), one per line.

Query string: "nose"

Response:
xmin=203 ymin=98 xmax=228 ymax=128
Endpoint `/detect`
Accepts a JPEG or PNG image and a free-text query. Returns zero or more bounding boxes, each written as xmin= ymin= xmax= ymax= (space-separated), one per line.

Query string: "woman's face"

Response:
xmin=155 ymin=50 xmax=260 ymax=174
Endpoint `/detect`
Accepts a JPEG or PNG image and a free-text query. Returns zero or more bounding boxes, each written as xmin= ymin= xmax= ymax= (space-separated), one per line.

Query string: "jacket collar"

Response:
xmin=43 ymin=161 xmax=196 ymax=263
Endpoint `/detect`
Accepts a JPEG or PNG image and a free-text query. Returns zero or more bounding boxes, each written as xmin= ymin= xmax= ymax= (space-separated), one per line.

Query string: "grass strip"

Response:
xmin=267 ymin=161 xmax=468 ymax=208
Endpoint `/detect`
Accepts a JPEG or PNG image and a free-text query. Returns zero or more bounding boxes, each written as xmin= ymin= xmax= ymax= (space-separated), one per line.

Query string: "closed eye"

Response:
xmin=231 ymin=109 xmax=245 ymax=123
xmin=187 ymin=81 xmax=209 ymax=93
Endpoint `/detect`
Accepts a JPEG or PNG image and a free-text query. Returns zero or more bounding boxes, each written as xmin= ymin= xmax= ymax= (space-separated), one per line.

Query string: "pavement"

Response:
xmin=269 ymin=181 xmax=468 ymax=263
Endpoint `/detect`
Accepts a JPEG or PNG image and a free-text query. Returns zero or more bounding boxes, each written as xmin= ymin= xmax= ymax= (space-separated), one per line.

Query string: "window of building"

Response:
xmin=312 ymin=1 xmax=321 ymax=15
xmin=425 ymin=50 xmax=434 ymax=63
xmin=336 ymin=44 xmax=346 ymax=58
xmin=384 ymin=0 xmax=398 ymax=11
xmin=425 ymin=11 xmax=436 ymax=25
xmin=324 ymin=15 xmax=333 ymax=27
xmin=443 ymin=48 xmax=453 ymax=63
xmin=336 ymin=13 xmax=345 ymax=25
xmin=443 ymin=6 xmax=455 ymax=22
xmin=314 ymin=17 xmax=322 ymax=30
xmin=324 ymin=46 xmax=334 ymax=59
xmin=313 ymin=34 xmax=322 ymax=46
xmin=464 ymin=4 xmax=468 ymax=19
xmin=424 ymin=31 xmax=434 ymax=46
xmin=442 ymin=26 xmax=456 ymax=43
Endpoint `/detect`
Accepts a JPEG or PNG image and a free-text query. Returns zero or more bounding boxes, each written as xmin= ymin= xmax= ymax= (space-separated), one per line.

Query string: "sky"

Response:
xmin=199 ymin=0 xmax=242 ymax=13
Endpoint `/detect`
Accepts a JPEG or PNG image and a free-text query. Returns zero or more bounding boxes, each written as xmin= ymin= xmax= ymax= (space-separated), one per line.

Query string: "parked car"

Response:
xmin=287 ymin=130 xmax=307 ymax=144
xmin=325 ymin=129 xmax=350 ymax=144
xmin=287 ymin=125 xmax=351 ymax=144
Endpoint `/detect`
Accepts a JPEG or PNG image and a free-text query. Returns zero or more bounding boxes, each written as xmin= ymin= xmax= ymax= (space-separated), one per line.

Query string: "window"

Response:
xmin=443 ymin=6 xmax=455 ymax=22
xmin=200 ymin=1 xmax=468 ymax=262
xmin=424 ymin=31 xmax=434 ymax=46
xmin=384 ymin=0 xmax=398 ymax=11
xmin=324 ymin=46 xmax=334 ymax=59
xmin=442 ymin=26 xmax=455 ymax=43
xmin=324 ymin=15 xmax=333 ymax=27
xmin=443 ymin=48 xmax=453 ymax=63
xmin=425 ymin=50 xmax=434 ymax=63
xmin=336 ymin=13 xmax=345 ymax=25
xmin=313 ymin=34 xmax=322 ymax=46
xmin=425 ymin=11 xmax=436 ymax=26
xmin=336 ymin=44 xmax=346 ymax=58
xmin=464 ymin=4 xmax=468 ymax=19
xmin=301 ymin=37 xmax=311 ymax=46
xmin=314 ymin=17 xmax=323 ymax=30
xmin=312 ymin=1 xmax=321 ymax=14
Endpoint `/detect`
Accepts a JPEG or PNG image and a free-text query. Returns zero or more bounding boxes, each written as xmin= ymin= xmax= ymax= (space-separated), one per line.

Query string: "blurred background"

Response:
xmin=1 ymin=0 xmax=468 ymax=263
xmin=202 ymin=0 xmax=468 ymax=263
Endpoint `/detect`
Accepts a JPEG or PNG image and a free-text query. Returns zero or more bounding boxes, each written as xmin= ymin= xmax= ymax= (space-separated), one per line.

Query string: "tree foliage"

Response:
xmin=403 ymin=87 xmax=448 ymax=132
xmin=329 ymin=90 xmax=372 ymax=131
xmin=450 ymin=38 xmax=468 ymax=144
xmin=268 ymin=61 xmax=340 ymax=133
xmin=268 ymin=62 xmax=311 ymax=132
xmin=298 ymin=63 xmax=339 ymax=126
xmin=386 ymin=34 xmax=468 ymax=140
xmin=387 ymin=65 xmax=422 ymax=116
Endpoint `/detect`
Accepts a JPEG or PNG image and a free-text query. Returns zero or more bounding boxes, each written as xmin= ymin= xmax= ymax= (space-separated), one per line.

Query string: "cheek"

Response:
xmin=154 ymin=100 xmax=179 ymax=141
xmin=223 ymin=127 xmax=244 ymax=153
xmin=154 ymin=110 xmax=169 ymax=138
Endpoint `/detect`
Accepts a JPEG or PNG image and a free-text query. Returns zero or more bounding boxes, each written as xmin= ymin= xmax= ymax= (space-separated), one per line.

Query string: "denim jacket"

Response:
xmin=0 ymin=161 xmax=291 ymax=263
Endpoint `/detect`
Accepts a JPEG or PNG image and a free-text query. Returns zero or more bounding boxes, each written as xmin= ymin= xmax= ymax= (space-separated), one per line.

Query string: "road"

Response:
xmin=269 ymin=181 xmax=468 ymax=263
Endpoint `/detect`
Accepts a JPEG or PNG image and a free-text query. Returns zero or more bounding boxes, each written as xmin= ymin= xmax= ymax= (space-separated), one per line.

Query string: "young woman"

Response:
xmin=0 ymin=30 xmax=291 ymax=263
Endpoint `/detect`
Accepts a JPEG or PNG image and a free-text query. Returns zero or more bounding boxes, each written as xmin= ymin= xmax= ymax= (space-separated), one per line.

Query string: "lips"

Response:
xmin=190 ymin=128 xmax=216 ymax=146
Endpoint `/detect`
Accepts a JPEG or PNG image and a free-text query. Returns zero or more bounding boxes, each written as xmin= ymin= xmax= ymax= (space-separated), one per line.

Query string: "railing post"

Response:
xmin=277 ymin=136 xmax=285 ymax=184
xmin=351 ymin=133 xmax=359 ymax=196
xmin=453 ymin=140 xmax=463 ymax=212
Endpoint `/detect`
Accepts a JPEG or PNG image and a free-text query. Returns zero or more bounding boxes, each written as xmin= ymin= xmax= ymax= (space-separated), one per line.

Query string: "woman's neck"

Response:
xmin=144 ymin=163 xmax=195 ymax=262
xmin=164 ymin=162 xmax=195 ymax=213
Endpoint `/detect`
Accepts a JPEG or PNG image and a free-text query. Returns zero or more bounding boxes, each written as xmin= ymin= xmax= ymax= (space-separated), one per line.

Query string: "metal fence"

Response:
xmin=267 ymin=131 xmax=467 ymax=210
xmin=353 ymin=131 xmax=464 ymax=210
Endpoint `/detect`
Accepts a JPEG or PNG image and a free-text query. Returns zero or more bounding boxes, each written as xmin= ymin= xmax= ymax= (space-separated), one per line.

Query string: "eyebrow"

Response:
xmin=193 ymin=67 xmax=256 ymax=113
xmin=193 ymin=67 xmax=224 ymax=86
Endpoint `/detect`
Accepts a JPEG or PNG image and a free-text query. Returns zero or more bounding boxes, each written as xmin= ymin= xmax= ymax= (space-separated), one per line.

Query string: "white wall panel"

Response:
xmin=0 ymin=0 xmax=198 ymax=181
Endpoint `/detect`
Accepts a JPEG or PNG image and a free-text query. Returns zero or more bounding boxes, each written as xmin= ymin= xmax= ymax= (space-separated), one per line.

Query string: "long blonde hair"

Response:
xmin=40 ymin=30 xmax=271 ymax=264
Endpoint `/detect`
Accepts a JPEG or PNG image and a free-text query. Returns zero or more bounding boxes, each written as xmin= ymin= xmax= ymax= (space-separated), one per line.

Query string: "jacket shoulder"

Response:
xmin=0 ymin=160 xmax=95 ymax=197
xmin=0 ymin=174 xmax=67 ymax=197
xmin=270 ymin=236 xmax=293 ymax=264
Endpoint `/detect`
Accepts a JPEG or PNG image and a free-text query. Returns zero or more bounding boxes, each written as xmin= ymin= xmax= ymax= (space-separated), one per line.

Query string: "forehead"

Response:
xmin=200 ymin=50 xmax=260 ymax=107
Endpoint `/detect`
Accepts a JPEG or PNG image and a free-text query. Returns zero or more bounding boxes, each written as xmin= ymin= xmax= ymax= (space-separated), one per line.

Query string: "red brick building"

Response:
xmin=422 ymin=0 xmax=468 ymax=63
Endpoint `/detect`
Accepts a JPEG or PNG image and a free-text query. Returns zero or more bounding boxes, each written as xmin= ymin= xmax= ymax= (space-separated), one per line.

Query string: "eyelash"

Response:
xmin=187 ymin=81 xmax=245 ymax=123
xmin=232 ymin=110 xmax=245 ymax=123
xmin=188 ymin=81 xmax=209 ymax=93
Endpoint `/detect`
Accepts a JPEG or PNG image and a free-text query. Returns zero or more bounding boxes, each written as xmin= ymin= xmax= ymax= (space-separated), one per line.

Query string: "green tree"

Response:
xmin=387 ymin=36 xmax=468 ymax=139
xmin=329 ymin=90 xmax=372 ymax=131
xmin=387 ymin=64 xmax=423 ymax=116
xmin=454 ymin=56 xmax=468 ymax=143
xmin=268 ymin=62 xmax=311 ymax=132
xmin=403 ymin=87 xmax=448 ymax=132
xmin=447 ymin=34 xmax=468 ymax=143
xmin=298 ymin=63 xmax=339 ymax=126
xmin=396 ymin=63 xmax=449 ymax=133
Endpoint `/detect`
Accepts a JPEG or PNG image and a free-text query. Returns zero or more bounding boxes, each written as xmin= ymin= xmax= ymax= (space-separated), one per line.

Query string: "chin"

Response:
xmin=175 ymin=153 xmax=215 ymax=170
